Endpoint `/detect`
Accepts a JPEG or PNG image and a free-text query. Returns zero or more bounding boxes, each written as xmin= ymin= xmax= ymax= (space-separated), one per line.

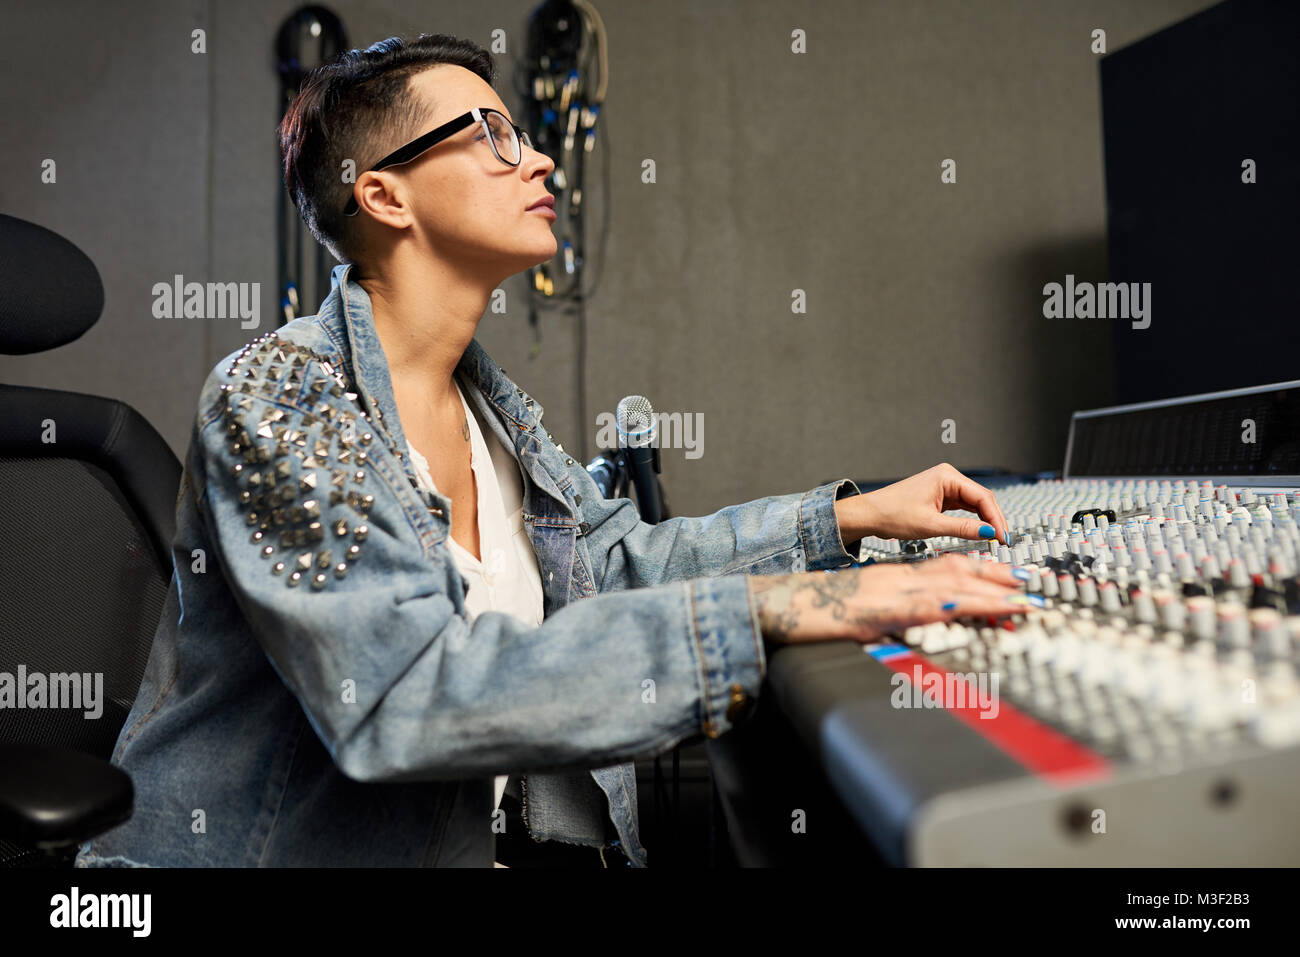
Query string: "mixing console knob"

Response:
xmin=1097 ymin=581 xmax=1120 ymax=613
xmin=1216 ymin=601 xmax=1249 ymax=647
xmin=1039 ymin=570 xmax=1059 ymax=597
xmin=1131 ymin=588 xmax=1156 ymax=623
xmin=1078 ymin=577 xmax=1099 ymax=606
xmin=1154 ymin=591 xmax=1184 ymax=631
xmin=1187 ymin=596 xmax=1216 ymax=641
xmin=1249 ymin=608 xmax=1288 ymax=656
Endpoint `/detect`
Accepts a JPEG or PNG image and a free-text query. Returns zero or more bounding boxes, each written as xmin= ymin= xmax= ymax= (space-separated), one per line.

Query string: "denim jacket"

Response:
xmin=74 ymin=262 xmax=862 ymax=868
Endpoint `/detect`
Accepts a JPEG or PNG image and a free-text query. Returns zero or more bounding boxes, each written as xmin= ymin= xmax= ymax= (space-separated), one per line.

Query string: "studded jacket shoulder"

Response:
xmin=202 ymin=331 xmax=389 ymax=591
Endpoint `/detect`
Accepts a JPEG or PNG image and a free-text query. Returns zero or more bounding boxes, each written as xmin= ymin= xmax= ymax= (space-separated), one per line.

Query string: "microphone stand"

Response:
xmin=585 ymin=447 xmax=685 ymax=863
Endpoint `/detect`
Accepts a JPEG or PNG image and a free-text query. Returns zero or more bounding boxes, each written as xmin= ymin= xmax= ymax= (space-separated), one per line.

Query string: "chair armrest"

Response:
xmin=0 ymin=743 xmax=132 ymax=850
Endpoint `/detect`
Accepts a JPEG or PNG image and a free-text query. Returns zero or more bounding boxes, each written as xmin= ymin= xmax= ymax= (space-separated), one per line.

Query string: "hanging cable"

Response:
xmin=275 ymin=5 xmax=348 ymax=327
xmin=516 ymin=0 xmax=609 ymax=462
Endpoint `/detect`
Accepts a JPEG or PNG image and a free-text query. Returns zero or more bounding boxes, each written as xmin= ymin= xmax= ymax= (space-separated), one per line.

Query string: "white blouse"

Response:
xmin=404 ymin=375 xmax=546 ymax=815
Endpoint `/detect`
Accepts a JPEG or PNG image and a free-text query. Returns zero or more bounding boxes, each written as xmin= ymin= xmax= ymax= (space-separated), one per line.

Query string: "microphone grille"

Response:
xmin=616 ymin=395 xmax=656 ymax=448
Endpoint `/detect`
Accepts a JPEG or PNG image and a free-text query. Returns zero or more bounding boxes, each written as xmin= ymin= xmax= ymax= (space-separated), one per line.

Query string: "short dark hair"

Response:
xmin=278 ymin=33 xmax=496 ymax=265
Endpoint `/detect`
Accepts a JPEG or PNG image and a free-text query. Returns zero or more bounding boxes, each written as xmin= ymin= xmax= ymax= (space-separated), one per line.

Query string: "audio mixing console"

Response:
xmin=774 ymin=381 xmax=1300 ymax=864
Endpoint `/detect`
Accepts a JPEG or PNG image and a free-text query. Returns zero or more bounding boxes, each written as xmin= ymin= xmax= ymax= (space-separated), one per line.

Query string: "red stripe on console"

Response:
xmin=877 ymin=651 xmax=1111 ymax=786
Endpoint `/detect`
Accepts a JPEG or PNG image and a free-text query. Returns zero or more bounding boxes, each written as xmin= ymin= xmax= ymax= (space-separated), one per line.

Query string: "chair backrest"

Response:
xmin=0 ymin=214 xmax=181 ymax=865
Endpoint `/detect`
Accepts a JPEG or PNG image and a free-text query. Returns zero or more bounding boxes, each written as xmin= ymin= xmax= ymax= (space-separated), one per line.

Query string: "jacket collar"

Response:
xmin=314 ymin=262 xmax=567 ymax=514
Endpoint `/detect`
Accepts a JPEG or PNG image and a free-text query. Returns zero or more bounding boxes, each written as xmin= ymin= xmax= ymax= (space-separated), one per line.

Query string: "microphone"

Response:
xmin=616 ymin=394 xmax=663 ymax=524
xmin=584 ymin=452 xmax=621 ymax=499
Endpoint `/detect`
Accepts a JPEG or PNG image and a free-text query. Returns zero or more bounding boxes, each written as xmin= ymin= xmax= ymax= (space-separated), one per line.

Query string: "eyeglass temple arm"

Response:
xmin=343 ymin=112 xmax=482 ymax=216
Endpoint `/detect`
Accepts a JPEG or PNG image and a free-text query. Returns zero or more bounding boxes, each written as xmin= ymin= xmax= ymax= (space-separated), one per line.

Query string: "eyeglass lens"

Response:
xmin=484 ymin=111 xmax=531 ymax=165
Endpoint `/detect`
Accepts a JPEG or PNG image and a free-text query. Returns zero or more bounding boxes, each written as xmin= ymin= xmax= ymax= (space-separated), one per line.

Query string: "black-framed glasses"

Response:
xmin=343 ymin=107 xmax=535 ymax=217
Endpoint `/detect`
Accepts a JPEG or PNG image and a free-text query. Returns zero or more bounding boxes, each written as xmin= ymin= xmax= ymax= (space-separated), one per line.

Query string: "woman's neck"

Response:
xmin=357 ymin=254 xmax=496 ymax=411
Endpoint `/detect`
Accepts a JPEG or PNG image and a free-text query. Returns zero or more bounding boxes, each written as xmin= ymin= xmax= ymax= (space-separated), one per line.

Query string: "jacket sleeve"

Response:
xmin=196 ymin=370 xmax=765 ymax=785
xmin=564 ymin=456 xmax=864 ymax=590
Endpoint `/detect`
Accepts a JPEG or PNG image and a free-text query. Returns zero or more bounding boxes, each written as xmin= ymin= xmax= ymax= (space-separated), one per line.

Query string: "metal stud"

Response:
xmin=218 ymin=337 xmax=394 ymax=588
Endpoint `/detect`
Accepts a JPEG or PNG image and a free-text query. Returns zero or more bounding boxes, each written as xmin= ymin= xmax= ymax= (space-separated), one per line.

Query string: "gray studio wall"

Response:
xmin=0 ymin=0 xmax=1218 ymax=517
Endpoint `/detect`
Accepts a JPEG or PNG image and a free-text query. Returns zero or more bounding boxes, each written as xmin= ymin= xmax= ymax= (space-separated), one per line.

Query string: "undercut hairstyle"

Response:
xmin=277 ymin=33 xmax=496 ymax=265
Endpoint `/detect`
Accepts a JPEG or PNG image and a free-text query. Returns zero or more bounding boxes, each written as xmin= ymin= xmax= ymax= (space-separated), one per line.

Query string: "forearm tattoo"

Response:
xmin=749 ymin=566 xmax=934 ymax=642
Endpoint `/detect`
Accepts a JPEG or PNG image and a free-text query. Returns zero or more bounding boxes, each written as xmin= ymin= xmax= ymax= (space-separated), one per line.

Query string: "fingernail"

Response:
xmin=1011 ymin=567 xmax=1031 ymax=581
xmin=1007 ymin=593 xmax=1046 ymax=607
xmin=942 ymin=601 xmax=958 ymax=611
xmin=978 ymin=524 xmax=996 ymax=539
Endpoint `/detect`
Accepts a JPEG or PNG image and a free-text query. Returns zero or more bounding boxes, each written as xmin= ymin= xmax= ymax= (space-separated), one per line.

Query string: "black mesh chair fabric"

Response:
xmin=1 ymin=216 xmax=181 ymax=866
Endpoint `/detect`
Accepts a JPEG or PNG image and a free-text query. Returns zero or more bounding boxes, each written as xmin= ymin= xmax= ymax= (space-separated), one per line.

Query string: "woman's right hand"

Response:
xmin=747 ymin=553 xmax=1036 ymax=646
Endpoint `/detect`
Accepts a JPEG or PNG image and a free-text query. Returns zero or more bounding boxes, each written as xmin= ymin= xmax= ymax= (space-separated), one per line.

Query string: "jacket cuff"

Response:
xmin=799 ymin=478 xmax=863 ymax=570
xmin=686 ymin=574 xmax=766 ymax=739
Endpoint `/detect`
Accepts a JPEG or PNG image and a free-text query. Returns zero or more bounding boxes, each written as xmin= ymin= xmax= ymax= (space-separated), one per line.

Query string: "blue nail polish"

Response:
xmin=978 ymin=524 xmax=996 ymax=539
xmin=1011 ymin=567 xmax=1031 ymax=581
xmin=942 ymin=601 xmax=958 ymax=611
xmin=1027 ymin=594 xmax=1046 ymax=607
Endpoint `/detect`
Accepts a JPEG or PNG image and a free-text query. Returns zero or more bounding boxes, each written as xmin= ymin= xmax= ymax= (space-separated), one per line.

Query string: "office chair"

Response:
xmin=0 ymin=214 xmax=181 ymax=866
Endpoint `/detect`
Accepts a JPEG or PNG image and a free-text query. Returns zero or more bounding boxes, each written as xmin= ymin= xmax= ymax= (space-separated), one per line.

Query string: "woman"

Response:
xmin=76 ymin=34 xmax=1026 ymax=869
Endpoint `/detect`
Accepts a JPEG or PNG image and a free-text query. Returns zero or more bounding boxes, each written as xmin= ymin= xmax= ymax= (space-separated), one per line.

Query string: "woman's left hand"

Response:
xmin=840 ymin=463 xmax=1011 ymax=546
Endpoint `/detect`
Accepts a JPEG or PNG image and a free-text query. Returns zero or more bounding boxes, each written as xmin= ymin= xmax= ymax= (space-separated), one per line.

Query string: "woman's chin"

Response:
xmin=529 ymin=237 xmax=559 ymax=266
